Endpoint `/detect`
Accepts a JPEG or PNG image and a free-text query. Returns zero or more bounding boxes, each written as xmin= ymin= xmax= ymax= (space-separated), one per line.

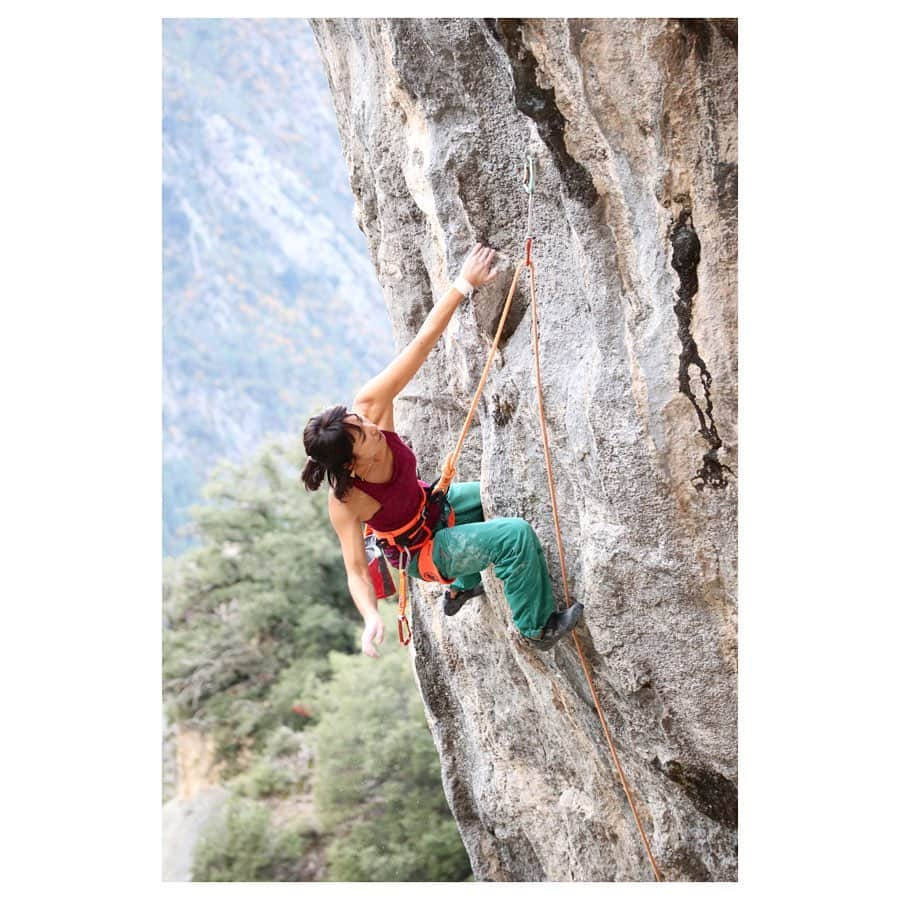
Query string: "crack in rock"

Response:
xmin=486 ymin=18 xmax=598 ymax=207
xmin=669 ymin=210 xmax=732 ymax=490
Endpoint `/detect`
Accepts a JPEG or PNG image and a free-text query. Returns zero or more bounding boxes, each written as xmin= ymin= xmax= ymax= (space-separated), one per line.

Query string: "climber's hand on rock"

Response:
xmin=361 ymin=612 xmax=384 ymax=658
xmin=460 ymin=242 xmax=499 ymax=290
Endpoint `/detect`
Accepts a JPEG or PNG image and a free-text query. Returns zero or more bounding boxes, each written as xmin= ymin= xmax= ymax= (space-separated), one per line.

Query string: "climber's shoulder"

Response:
xmin=351 ymin=394 xmax=395 ymax=432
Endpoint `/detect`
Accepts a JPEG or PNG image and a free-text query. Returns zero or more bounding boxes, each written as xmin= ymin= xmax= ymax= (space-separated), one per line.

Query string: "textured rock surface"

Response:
xmin=310 ymin=17 xmax=737 ymax=882
xmin=162 ymin=727 xmax=229 ymax=880
xmin=162 ymin=787 xmax=230 ymax=881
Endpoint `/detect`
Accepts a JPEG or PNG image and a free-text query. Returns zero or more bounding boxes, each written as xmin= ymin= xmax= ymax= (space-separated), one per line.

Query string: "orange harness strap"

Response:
xmin=367 ymin=489 xmax=457 ymax=644
xmin=396 ymin=564 xmax=412 ymax=644
xmin=416 ymin=505 xmax=456 ymax=584
xmin=394 ymin=529 xmax=455 ymax=644
xmin=367 ymin=486 xmax=428 ymax=547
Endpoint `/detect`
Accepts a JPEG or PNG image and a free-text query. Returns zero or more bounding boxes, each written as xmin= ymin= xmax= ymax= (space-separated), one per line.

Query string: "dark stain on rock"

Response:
xmin=473 ymin=265 xmax=529 ymax=350
xmin=669 ymin=210 xmax=733 ymax=490
xmin=549 ymin=680 xmax=567 ymax=715
xmin=491 ymin=387 xmax=518 ymax=427
xmin=653 ymin=756 xmax=738 ymax=830
xmin=712 ymin=18 xmax=738 ymax=51
xmin=486 ymin=18 xmax=599 ymax=207
xmin=667 ymin=847 xmax=714 ymax=882
xmin=503 ymin=827 xmax=546 ymax=880
xmin=677 ymin=18 xmax=714 ymax=62
xmin=715 ymin=160 xmax=738 ymax=208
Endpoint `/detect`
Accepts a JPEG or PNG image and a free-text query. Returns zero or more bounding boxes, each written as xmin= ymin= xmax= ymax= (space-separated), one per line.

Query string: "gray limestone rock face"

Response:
xmin=310 ymin=17 xmax=737 ymax=882
xmin=162 ymin=787 xmax=230 ymax=881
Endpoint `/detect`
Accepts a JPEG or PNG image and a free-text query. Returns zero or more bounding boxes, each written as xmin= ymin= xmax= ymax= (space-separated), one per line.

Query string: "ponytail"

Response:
xmin=301 ymin=404 xmax=362 ymax=501
xmin=301 ymin=457 xmax=326 ymax=492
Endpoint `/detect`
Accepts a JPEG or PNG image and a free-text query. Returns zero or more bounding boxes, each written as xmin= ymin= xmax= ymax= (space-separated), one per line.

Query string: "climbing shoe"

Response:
xmin=526 ymin=602 xmax=584 ymax=651
xmin=443 ymin=581 xmax=485 ymax=616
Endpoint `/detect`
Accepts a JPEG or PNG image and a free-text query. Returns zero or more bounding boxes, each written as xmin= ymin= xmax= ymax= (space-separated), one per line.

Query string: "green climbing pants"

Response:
xmin=407 ymin=481 xmax=556 ymax=638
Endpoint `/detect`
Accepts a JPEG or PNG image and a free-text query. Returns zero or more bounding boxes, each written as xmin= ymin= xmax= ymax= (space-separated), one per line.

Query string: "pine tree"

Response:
xmin=163 ymin=439 xmax=357 ymax=765
xmin=311 ymin=643 xmax=472 ymax=881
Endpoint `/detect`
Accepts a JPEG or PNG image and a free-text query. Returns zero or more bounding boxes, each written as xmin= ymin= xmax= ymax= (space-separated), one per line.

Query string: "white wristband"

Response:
xmin=452 ymin=275 xmax=475 ymax=297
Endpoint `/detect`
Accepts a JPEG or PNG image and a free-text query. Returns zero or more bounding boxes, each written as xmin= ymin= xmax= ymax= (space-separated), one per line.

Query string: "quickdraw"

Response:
xmin=396 ymin=548 xmax=412 ymax=645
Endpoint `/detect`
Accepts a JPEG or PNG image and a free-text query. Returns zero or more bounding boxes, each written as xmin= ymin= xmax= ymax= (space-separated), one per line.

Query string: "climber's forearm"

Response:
xmin=356 ymin=286 xmax=465 ymax=404
xmin=347 ymin=569 xmax=380 ymax=622
xmin=348 ymin=569 xmax=386 ymax=658
xmin=355 ymin=244 xmax=496 ymax=406
xmin=418 ymin=285 xmax=466 ymax=344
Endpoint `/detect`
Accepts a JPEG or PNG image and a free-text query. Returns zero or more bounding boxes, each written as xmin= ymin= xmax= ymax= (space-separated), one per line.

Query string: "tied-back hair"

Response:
xmin=301 ymin=404 xmax=362 ymax=501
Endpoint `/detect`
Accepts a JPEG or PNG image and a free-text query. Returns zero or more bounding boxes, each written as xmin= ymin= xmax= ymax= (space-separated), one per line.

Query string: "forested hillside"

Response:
xmin=163 ymin=442 xmax=471 ymax=881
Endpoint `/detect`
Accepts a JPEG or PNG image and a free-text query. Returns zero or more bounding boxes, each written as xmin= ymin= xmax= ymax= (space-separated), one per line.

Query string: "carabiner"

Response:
xmin=522 ymin=154 xmax=535 ymax=194
xmin=396 ymin=548 xmax=412 ymax=646
xmin=398 ymin=614 xmax=412 ymax=646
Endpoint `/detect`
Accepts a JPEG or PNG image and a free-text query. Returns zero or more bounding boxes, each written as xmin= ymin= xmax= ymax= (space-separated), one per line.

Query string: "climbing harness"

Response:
xmin=371 ymin=151 xmax=665 ymax=880
xmin=365 ymin=482 xmax=456 ymax=645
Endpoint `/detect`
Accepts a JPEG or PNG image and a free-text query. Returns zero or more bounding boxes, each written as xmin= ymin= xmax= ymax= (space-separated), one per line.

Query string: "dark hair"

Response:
xmin=301 ymin=404 xmax=363 ymax=501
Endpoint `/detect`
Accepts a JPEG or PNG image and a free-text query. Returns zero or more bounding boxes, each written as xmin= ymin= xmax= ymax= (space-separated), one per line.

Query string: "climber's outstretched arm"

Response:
xmin=353 ymin=244 xmax=497 ymax=425
xmin=329 ymin=490 xmax=384 ymax=658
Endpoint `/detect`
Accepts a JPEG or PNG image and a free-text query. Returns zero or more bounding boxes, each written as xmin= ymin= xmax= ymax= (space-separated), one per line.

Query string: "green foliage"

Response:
xmin=311 ymin=642 xmax=471 ymax=882
xmin=263 ymin=725 xmax=307 ymax=758
xmin=267 ymin=656 xmax=332 ymax=729
xmin=191 ymin=796 xmax=311 ymax=882
xmin=163 ymin=441 xmax=357 ymax=764
xmin=233 ymin=758 xmax=295 ymax=800
xmin=231 ymin=727 xmax=312 ymax=800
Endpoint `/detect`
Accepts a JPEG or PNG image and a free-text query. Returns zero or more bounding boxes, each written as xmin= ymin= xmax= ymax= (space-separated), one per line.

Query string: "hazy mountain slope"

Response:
xmin=163 ymin=19 xmax=392 ymax=556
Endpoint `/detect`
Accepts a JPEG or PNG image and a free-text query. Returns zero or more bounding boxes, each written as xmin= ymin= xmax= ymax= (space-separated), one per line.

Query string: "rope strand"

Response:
xmin=526 ymin=255 xmax=664 ymax=883
xmin=436 ymin=260 xmax=527 ymax=494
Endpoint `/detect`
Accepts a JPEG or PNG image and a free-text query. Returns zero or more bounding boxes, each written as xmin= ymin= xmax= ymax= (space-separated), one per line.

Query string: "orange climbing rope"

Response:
xmin=434 ymin=259 xmax=527 ymax=495
xmin=382 ymin=265 xmax=528 ymax=645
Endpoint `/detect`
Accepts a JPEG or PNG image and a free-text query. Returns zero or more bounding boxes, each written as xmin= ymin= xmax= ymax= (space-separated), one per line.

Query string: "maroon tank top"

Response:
xmin=351 ymin=430 xmax=428 ymax=532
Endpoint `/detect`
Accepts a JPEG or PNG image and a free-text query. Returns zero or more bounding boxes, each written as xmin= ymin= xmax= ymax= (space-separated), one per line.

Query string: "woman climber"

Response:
xmin=301 ymin=242 xmax=583 ymax=658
